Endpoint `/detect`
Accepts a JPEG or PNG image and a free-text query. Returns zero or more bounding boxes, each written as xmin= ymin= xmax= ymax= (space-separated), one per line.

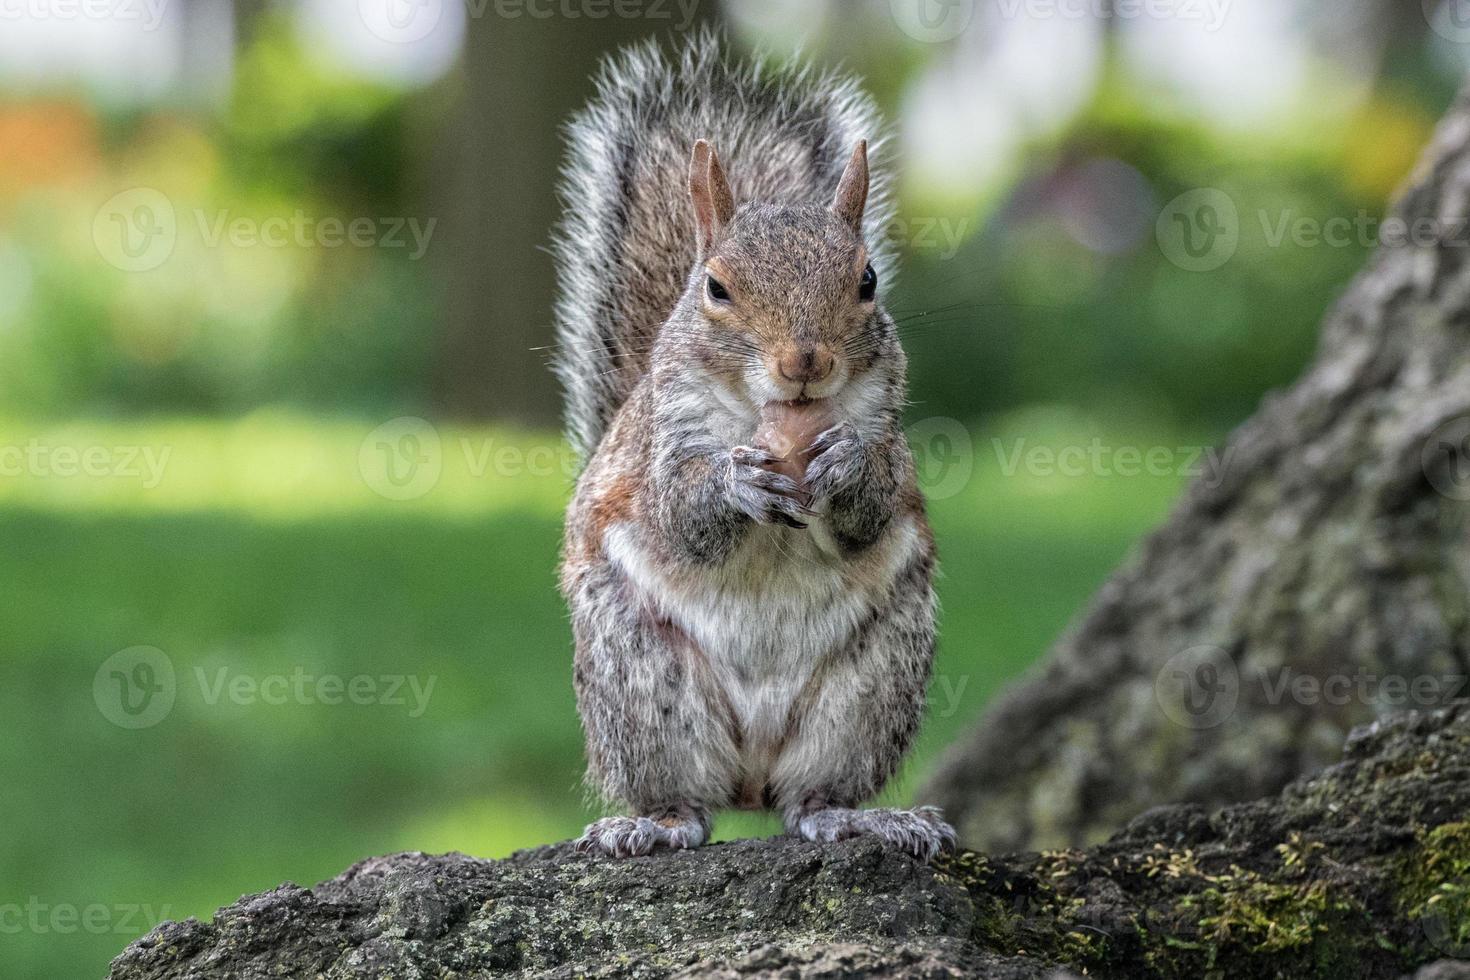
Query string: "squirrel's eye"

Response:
xmin=706 ymin=275 xmax=732 ymax=304
xmin=859 ymin=263 xmax=877 ymax=302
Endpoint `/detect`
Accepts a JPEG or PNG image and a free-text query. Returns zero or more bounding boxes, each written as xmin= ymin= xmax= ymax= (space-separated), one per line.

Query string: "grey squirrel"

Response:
xmin=554 ymin=33 xmax=953 ymax=860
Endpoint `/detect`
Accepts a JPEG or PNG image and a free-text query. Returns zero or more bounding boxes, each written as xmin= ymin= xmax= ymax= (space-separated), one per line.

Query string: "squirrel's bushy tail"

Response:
xmin=552 ymin=30 xmax=893 ymax=460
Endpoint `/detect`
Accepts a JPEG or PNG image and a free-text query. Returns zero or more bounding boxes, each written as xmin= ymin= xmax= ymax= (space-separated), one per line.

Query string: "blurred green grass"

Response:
xmin=0 ymin=411 xmax=1199 ymax=979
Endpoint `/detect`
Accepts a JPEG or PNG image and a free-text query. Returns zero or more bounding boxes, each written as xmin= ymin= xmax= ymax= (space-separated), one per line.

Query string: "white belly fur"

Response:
xmin=603 ymin=515 xmax=920 ymax=794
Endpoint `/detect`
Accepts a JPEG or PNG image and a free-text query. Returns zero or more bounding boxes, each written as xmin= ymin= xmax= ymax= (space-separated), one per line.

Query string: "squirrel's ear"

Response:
xmin=689 ymin=139 xmax=735 ymax=253
xmin=831 ymin=140 xmax=869 ymax=233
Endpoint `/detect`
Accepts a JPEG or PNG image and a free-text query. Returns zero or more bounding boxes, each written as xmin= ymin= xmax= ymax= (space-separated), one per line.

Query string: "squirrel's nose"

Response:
xmin=776 ymin=347 xmax=835 ymax=385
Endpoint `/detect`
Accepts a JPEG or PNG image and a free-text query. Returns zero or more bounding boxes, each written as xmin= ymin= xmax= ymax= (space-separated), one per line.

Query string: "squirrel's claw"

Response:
xmin=804 ymin=423 xmax=864 ymax=502
xmin=744 ymin=466 xmax=803 ymax=497
xmin=729 ymin=445 xmax=813 ymax=529
xmin=788 ymin=805 xmax=957 ymax=863
xmin=577 ymin=810 xmax=711 ymax=858
xmin=762 ymin=493 xmax=813 ymax=530
xmin=808 ymin=422 xmax=857 ymax=456
xmin=730 ymin=445 xmax=781 ymax=469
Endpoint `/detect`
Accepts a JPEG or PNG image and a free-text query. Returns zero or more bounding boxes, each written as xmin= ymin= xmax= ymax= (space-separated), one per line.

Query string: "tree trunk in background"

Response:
xmin=922 ymin=82 xmax=1470 ymax=853
xmin=230 ymin=0 xmax=270 ymax=45
xmin=432 ymin=14 xmax=717 ymax=424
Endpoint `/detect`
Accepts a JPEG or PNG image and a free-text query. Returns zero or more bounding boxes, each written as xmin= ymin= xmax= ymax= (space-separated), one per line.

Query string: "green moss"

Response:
xmin=1399 ymin=822 xmax=1470 ymax=906
xmin=937 ymin=851 xmax=1104 ymax=967
xmin=1125 ymin=844 xmax=1372 ymax=978
xmin=1155 ymin=845 xmax=1371 ymax=978
xmin=1185 ymin=875 xmax=1353 ymax=954
xmin=945 ymin=837 xmax=1430 ymax=979
xmin=1398 ymin=822 xmax=1470 ymax=958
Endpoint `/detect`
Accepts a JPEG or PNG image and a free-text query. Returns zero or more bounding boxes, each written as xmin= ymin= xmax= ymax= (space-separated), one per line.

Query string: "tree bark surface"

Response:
xmin=108 ymin=705 xmax=1470 ymax=979
xmin=922 ymin=83 xmax=1470 ymax=854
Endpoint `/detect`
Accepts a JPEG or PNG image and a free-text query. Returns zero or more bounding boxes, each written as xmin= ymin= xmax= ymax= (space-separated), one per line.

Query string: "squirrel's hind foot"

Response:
xmin=575 ymin=804 xmax=711 ymax=858
xmin=788 ymin=805 xmax=956 ymax=862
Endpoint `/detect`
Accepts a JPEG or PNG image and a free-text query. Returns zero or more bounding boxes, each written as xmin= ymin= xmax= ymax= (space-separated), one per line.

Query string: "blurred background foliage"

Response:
xmin=1 ymin=0 xmax=1456 ymax=426
xmin=1 ymin=0 xmax=1466 ymax=977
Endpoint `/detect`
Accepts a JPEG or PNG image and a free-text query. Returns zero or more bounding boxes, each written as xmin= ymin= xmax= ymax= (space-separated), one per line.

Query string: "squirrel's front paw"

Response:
xmin=804 ymin=423 xmax=865 ymax=502
xmin=575 ymin=811 xmax=709 ymax=858
xmin=790 ymin=805 xmax=957 ymax=862
xmin=728 ymin=446 xmax=814 ymax=529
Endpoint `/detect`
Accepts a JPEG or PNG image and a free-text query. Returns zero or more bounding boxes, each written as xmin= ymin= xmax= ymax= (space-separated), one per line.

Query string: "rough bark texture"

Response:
xmin=922 ymin=85 xmax=1470 ymax=854
xmin=109 ymin=705 xmax=1470 ymax=979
